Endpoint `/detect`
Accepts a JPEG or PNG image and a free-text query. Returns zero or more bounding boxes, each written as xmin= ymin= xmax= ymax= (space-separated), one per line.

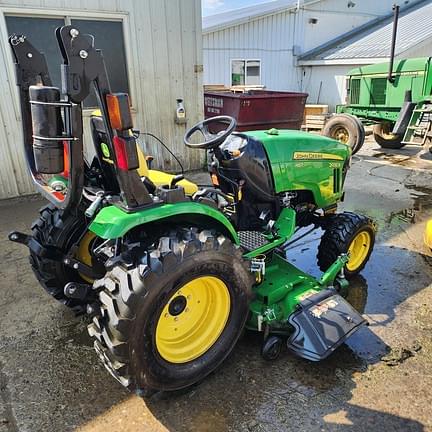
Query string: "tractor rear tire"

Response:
xmin=373 ymin=122 xmax=405 ymax=149
xmin=323 ymin=114 xmax=365 ymax=155
xmin=30 ymin=203 xmax=92 ymax=311
xmin=88 ymin=228 xmax=253 ymax=393
xmin=317 ymin=212 xmax=375 ymax=279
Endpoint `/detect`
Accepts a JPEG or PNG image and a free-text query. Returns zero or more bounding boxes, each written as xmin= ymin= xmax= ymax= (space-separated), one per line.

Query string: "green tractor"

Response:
xmin=323 ymin=5 xmax=431 ymax=154
xmin=8 ymin=26 xmax=375 ymax=394
xmin=324 ymin=57 xmax=432 ymax=153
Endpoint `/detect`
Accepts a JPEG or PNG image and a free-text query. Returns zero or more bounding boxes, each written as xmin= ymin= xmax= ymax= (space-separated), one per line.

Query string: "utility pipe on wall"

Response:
xmin=388 ymin=4 xmax=399 ymax=83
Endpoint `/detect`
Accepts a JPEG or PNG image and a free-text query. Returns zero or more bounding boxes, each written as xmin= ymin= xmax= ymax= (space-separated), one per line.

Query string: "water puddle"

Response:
xmin=387 ymin=185 xmax=432 ymax=225
xmin=286 ymin=184 xmax=432 ymax=366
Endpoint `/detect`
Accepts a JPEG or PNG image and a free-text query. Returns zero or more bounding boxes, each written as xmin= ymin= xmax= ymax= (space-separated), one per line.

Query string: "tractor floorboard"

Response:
xmin=239 ymin=231 xmax=270 ymax=251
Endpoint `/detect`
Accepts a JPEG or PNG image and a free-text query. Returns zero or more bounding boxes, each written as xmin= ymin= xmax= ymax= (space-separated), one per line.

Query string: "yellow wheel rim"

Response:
xmin=155 ymin=276 xmax=231 ymax=364
xmin=333 ymin=127 xmax=349 ymax=144
xmin=347 ymin=231 xmax=371 ymax=272
xmin=75 ymin=231 xmax=96 ymax=283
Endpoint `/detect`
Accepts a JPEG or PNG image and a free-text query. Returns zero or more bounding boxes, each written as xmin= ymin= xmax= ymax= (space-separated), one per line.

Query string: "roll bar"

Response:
xmin=9 ymin=25 xmax=152 ymax=214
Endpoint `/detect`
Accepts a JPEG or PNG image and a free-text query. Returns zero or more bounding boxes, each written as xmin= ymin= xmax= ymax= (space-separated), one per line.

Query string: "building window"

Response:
xmin=231 ymin=59 xmax=261 ymax=86
xmin=6 ymin=16 xmax=129 ymax=108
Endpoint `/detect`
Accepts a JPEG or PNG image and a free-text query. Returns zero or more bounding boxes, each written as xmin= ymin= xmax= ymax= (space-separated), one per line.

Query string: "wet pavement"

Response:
xmin=1 ymin=136 xmax=432 ymax=431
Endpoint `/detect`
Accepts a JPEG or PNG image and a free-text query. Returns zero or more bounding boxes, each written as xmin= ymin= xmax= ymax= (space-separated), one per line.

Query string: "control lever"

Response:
xmin=85 ymin=191 xmax=104 ymax=218
xmin=170 ymin=174 xmax=184 ymax=189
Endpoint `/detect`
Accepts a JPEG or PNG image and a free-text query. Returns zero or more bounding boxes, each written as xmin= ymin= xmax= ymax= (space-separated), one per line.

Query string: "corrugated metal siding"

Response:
xmin=203 ymin=10 xmax=298 ymax=90
xmin=202 ymin=0 xmax=298 ymax=32
xmin=300 ymin=0 xmax=432 ymax=61
xmin=0 ymin=0 xmax=203 ymax=199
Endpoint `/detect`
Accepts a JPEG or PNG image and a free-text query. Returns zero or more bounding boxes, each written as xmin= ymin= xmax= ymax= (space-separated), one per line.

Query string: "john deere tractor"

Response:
xmin=8 ymin=27 xmax=375 ymax=394
xmin=323 ymin=6 xmax=432 ymax=154
xmin=324 ymin=57 xmax=432 ymax=154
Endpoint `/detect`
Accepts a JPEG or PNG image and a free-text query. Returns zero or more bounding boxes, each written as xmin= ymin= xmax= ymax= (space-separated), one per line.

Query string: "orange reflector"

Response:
xmin=106 ymin=93 xmax=133 ymax=131
xmin=211 ymin=173 xmax=219 ymax=186
xmin=62 ymin=141 xmax=69 ymax=178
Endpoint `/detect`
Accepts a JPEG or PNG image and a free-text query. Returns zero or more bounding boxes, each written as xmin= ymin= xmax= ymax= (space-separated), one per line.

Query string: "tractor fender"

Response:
xmin=88 ymin=201 xmax=239 ymax=244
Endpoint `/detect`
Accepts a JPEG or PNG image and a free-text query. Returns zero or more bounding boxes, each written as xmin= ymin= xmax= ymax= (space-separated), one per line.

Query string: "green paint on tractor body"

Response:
xmin=248 ymin=130 xmax=350 ymax=208
xmin=89 ymin=200 xmax=240 ymax=243
xmin=336 ymin=57 xmax=432 ymax=123
xmin=247 ymin=253 xmax=349 ymax=330
xmin=90 ymin=200 xmax=348 ymax=335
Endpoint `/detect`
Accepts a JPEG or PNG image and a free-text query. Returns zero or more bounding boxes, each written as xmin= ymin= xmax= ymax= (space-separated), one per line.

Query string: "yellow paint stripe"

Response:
xmin=293 ymin=152 xmax=344 ymax=161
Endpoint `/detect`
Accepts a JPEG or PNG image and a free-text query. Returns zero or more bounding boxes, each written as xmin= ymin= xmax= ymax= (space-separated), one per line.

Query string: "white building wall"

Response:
xmin=300 ymin=65 xmax=351 ymax=110
xmin=0 ymin=0 xmax=203 ymax=199
xmin=203 ymin=0 xmax=421 ymax=92
xmin=203 ymin=10 xmax=299 ymax=90
xmin=301 ymin=0 xmax=413 ymax=53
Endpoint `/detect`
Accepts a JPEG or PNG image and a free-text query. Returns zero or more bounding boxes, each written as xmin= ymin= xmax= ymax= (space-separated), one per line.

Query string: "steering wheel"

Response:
xmin=184 ymin=115 xmax=237 ymax=149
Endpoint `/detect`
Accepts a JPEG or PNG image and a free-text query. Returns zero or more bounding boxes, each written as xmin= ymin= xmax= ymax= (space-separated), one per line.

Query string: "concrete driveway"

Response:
xmin=1 ymin=136 xmax=432 ymax=431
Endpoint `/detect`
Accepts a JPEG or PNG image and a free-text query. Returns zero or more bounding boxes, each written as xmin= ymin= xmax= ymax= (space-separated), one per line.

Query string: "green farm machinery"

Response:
xmin=324 ymin=57 xmax=432 ymax=153
xmin=8 ymin=27 xmax=375 ymax=394
xmin=324 ymin=5 xmax=432 ymax=154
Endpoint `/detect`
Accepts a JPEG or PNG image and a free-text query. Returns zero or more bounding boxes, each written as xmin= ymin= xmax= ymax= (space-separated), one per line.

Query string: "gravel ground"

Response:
xmin=1 ymin=135 xmax=432 ymax=431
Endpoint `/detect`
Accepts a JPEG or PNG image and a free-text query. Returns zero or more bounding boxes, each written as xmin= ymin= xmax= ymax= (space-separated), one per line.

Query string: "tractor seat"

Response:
xmin=90 ymin=111 xmax=198 ymax=196
xmin=135 ymin=146 xmax=198 ymax=195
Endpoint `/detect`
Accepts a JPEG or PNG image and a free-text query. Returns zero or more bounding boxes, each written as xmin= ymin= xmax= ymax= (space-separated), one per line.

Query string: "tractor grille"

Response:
xmin=239 ymin=231 xmax=270 ymax=251
xmin=333 ymin=168 xmax=341 ymax=193
xmin=350 ymin=78 xmax=360 ymax=104
xmin=370 ymin=78 xmax=387 ymax=105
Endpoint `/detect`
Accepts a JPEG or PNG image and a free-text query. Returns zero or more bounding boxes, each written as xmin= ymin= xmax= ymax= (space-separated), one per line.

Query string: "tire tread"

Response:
xmin=317 ymin=211 xmax=375 ymax=277
xmin=88 ymin=228 xmax=250 ymax=392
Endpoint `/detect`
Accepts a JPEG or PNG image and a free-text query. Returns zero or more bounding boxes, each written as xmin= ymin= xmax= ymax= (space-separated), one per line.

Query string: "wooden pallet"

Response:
xmin=204 ymin=84 xmax=266 ymax=93
xmin=301 ymin=113 xmax=330 ymax=132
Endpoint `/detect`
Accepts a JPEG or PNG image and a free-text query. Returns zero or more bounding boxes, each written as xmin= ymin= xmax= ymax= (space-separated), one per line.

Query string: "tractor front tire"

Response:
xmin=373 ymin=122 xmax=405 ymax=149
xmin=88 ymin=228 xmax=253 ymax=393
xmin=30 ymin=203 xmax=92 ymax=311
xmin=317 ymin=212 xmax=375 ymax=278
xmin=322 ymin=114 xmax=365 ymax=155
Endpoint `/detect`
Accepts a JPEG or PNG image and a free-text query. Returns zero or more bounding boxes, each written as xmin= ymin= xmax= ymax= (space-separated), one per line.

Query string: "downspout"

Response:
xmin=294 ymin=0 xmax=302 ymax=90
xmin=388 ymin=4 xmax=399 ymax=83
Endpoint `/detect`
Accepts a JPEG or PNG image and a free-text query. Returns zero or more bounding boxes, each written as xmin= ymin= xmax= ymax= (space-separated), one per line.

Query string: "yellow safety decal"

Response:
xmin=293 ymin=152 xmax=344 ymax=161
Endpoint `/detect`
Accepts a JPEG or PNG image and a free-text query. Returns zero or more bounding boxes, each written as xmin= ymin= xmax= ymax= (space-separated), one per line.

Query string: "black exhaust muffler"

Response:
xmin=29 ymin=85 xmax=64 ymax=174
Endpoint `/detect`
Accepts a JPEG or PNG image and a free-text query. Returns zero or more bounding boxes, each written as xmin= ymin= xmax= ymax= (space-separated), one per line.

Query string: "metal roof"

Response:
xmin=300 ymin=0 xmax=432 ymax=62
xmin=202 ymin=0 xmax=300 ymax=32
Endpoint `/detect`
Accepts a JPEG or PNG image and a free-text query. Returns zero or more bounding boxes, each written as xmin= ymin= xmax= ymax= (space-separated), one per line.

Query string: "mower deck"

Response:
xmin=248 ymin=252 xmax=366 ymax=361
xmin=248 ymin=253 xmax=328 ymax=330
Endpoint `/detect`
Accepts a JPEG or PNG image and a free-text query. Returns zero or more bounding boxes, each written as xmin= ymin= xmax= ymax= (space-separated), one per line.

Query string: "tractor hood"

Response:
xmin=245 ymin=129 xmax=350 ymax=208
xmin=247 ymin=129 xmax=350 ymax=162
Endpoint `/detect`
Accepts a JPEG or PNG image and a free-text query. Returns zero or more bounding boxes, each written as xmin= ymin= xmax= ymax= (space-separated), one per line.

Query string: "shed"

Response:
xmin=0 ymin=0 xmax=203 ymax=199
